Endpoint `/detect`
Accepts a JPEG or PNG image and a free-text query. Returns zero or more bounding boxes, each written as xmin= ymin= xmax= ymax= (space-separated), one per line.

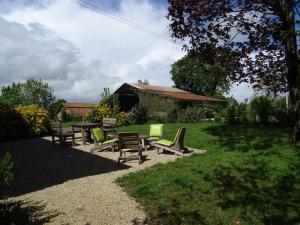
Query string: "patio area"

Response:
xmin=0 ymin=135 xmax=201 ymax=225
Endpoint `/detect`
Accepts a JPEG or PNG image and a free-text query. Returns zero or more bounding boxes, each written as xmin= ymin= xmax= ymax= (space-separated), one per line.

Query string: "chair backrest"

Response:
xmin=91 ymin=128 xmax=105 ymax=143
xmin=103 ymin=118 xmax=117 ymax=128
xmin=118 ymin=132 xmax=140 ymax=151
xmin=51 ymin=120 xmax=62 ymax=134
xmin=173 ymin=128 xmax=186 ymax=151
xmin=149 ymin=124 xmax=163 ymax=138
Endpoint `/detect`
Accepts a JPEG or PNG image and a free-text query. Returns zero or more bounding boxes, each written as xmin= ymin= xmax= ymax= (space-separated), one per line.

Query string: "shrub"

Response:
xmin=178 ymin=106 xmax=206 ymax=123
xmin=272 ymin=97 xmax=288 ymax=126
xmin=149 ymin=115 xmax=167 ymax=124
xmin=16 ymin=105 xmax=49 ymax=136
xmin=0 ymin=152 xmax=13 ymax=195
xmin=62 ymin=109 xmax=73 ymax=122
xmin=224 ymin=101 xmax=238 ymax=124
xmin=127 ymin=105 xmax=148 ymax=124
xmin=166 ymin=108 xmax=178 ymax=123
xmin=250 ymin=96 xmax=273 ymax=124
xmin=214 ymin=112 xmax=223 ymax=122
xmin=237 ymin=103 xmax=249 ymax=123
xmin=116 ymin=111 xmax=128 ymax=126
xmin=89 ymin=102 xmax=113 ymax=123
xmin=0 ymin=108 xmax=29 ymax=141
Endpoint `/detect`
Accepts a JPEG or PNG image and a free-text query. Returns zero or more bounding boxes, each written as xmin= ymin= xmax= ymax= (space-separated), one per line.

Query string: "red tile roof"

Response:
xmin=160 ymin=92 xmax=226 ymax=102
xmin=128 ymin=83 xmax=226 ymax=102
xmin=64 ymin=103 xmax=97 ymax=108
xmin=131 ymin=83 xmax=188 ymax=93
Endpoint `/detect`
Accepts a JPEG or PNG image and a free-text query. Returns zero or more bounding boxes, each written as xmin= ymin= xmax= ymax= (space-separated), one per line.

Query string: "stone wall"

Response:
xmin=138 ymin=92 xmax=175 ymax=116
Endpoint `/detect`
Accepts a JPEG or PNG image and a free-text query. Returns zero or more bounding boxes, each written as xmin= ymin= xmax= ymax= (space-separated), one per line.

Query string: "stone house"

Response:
xmin=114 ymin=83 xmax=226 ymax=116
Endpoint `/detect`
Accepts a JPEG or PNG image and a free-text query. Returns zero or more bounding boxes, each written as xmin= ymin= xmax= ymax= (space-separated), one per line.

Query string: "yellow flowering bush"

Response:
xmin=16 ymin=105 xmax=49 ymax=136
xmin=116 ymin=111 xmax=128 ymax=126
xmin=86 ymin=101 xmax=127 ymax=125
xmin=89 ymin=102 xmax=113 ymax=122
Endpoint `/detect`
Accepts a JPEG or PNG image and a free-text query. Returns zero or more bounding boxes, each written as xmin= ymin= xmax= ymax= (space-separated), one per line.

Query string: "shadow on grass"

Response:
xmin=0 ymin=199 xmax=61 ymax=225
xmin=0 ymin=138 xmax=130 ymax=197
xmin=205 ymin=150 xmax=300 ymax=224
xmin=203 ymin=123 xmax=287 ymax=152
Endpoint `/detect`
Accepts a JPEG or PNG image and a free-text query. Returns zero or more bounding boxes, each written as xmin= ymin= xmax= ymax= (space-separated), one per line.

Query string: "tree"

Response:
xmin=100 ymin=87 xmax=111 ymax=101
xmin=22 ymin=78 xmax=55 ymax=109
xmin=48 ymin=99 xmax=66 ymax=118
xmin=168 ymin=0 xmax=300 ymax=142
xmin=0 ymin=82 xmax=23 ymax=107
xmin=0 ymin=79 xmax=56 ymax=109
xmin=171 ymin=53 xmax=230 ymax=96
xmin=137 ymin=79 xmax=150 ymax=85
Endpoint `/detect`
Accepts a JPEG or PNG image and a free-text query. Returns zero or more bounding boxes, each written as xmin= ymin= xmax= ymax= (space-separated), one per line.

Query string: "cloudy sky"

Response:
xmin=0 ymin=0 xmax=253 ymax=102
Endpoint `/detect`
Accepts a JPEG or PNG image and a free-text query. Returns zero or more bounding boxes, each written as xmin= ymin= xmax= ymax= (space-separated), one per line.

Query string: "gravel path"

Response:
xmin=0 ymin=137 xmax=203 ymax=225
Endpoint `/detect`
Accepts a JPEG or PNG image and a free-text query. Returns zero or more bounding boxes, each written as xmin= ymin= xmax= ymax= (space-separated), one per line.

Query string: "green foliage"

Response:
xmin=127 ymin=105 xmax=148 ymax=124
xmin=116 ymin=111 xmax=128 ymax=126
xmin=0 ymin=82 xmax=23 ymax=107
xmin=224 ymin=101 xmax=239 ymax=124
xmin=16 ymin=105 xmax=49 ymax=136
xmin=87 ymin=91 xmax=127 ymax=125
xmin=0 ymin=108 xmax=29 ymax=141
xmin=0 ymin=99 xmax=11 ymax=108
xmin=237 ymin=102 xmax=249 ymax=123
xmin=117 ymin=123 xmax=300 ymax=225
xmin=0 ymin=79 xmax=56 ymax=109
xmin=62 ymin=109 xmax=74 ymax=122
xmin=272 ymin=97 xmax=288 ymax=125
xmin=21 ymin=78 xmax=55 ymax=109
xmin=112 ymin=94 xmax=120 ymax=115
xmin=250 ymin=96 xmax=273 ymax=124
xmin=166 ymin=108 xmax=178 ymax=123
xmin=171 ymin=54 xmax=230 ymax=96
xmin=48 ymin=99 xmax=66 ymax=119
xmin=89 ymin=102 xmax=112 ymax=123
xmin=178 ymin=106 xmax=206 ymax=123
xmin=0 ymin=152 xmax=13 ymax=195
xmin=100 ymin=87 xmax=111 ymax=101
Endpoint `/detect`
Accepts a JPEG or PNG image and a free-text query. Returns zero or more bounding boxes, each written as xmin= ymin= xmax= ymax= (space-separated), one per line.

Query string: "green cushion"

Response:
xmin=92 ymin=128 xmax=105 ymax=142
xmin=156 ymin=139 xmax=174 ymax=147
xmin=149 ymin=124 xmax=163 ymax=138
xmin=103 ymin=138 xmax=118 ymax=144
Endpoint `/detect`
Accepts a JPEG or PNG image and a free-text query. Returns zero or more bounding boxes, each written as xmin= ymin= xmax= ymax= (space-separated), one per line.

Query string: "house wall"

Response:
xmin=65 ymin=107 xmax=93 ymax=117
xmin=138 ymin=92 xmax=175 ymax=116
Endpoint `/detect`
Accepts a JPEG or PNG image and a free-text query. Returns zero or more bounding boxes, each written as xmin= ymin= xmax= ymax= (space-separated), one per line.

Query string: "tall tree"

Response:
xmin=168 ymin=0 xmax=300 ymax=142
xmin=171 ymin=54 xmax=230 ymax=96
xmin=22 ymin=78 xmax=56 ymax=109
xmin=0 ymin=79 xmax=56 ymax=109
xmin=0 ymin=82 xmax=23 ymax=107
xmin=48 ymin=99 xmax=66 ymax=118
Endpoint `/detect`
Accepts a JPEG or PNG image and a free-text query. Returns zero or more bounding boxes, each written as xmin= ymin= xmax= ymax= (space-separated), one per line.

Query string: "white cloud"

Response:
xmin=0 ymin=0 xmax=252 ymax=102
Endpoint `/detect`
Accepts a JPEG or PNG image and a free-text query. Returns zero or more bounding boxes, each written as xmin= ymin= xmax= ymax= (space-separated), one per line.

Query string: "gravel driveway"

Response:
xmin=0 ymin=137 xmax=203 ymax=225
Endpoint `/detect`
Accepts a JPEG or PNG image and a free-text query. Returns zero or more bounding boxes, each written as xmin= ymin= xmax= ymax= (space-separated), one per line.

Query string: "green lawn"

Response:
xmin=117 ymin=122 xmax=300 ymax=225
xmin=62 ymin=121 xmax=75 ymax=128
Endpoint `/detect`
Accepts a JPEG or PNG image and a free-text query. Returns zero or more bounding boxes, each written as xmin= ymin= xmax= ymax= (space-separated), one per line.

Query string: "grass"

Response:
xmin=62 ymin=119 xmax=84 ymax=128
xmin=61 ymin=121 xmax=75 ymax=128
xmin=117 ymin=122 xmax=300 ymax=225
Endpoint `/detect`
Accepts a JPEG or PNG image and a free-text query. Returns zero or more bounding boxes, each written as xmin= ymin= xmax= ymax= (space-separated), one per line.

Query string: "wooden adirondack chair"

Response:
xmin=51 ymin=120 xmax=75 ymax=147
xmin=90 ymin=128 xmax=118 ymax=153
xmin=102 ymin=117 xmax=117 ymax=139
xmin=118 ymin=132 xmax=145 ymax=165
xmin=146 ymin=124 xmax=163 ymax=147
xmin=154 ymin=128 xmax=188 ymax=156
